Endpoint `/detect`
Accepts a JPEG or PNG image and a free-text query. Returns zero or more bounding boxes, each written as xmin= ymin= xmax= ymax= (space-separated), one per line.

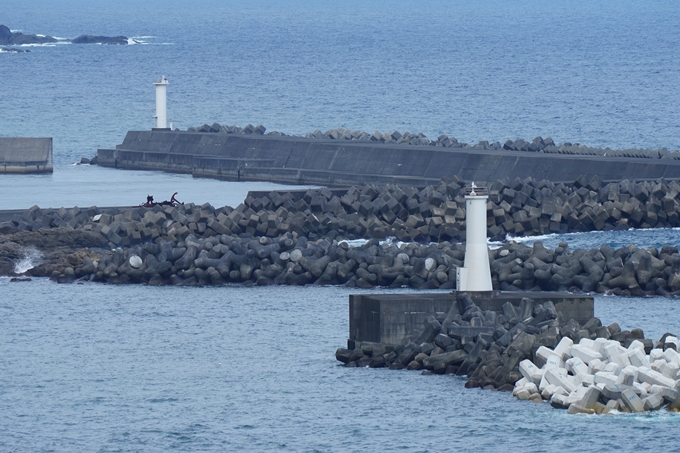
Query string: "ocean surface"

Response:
xmin=3 ymin=1 xmax=680 ymax=451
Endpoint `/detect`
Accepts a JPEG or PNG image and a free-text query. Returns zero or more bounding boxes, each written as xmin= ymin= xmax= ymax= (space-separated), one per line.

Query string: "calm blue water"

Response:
xmin=3 ymin=0 xmax=680 ymax=168
xmin=2 ymin=282 xmax=680 ymax=453
xmin=3 ymin=1 xmax=680 ymax=451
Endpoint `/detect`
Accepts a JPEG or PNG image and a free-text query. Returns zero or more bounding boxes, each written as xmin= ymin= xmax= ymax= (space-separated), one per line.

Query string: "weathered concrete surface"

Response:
xmin=97 ymin=130 xmax=680 ymax=186
xmin=0 ymin=138 xmax=53 ymax=174
xmin=349 ymin=291 xmax=594 ymax=346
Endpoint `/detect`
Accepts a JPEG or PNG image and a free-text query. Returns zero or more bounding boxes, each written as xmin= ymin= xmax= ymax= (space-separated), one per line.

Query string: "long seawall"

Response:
xmin=96 ymin=130 xmax=680 ymax=187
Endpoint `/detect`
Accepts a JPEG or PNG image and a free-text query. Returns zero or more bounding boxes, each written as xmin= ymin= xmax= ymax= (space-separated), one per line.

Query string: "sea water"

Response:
xmin=3 ymin=1 xmax=680 ymax=451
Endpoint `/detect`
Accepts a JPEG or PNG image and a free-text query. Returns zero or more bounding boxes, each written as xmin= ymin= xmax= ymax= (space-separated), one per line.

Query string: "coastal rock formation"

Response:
xmin=0 ymin=47 xmax=31 ymax=53
xmin=0 ymin=25 xmax=57 ymax=45
xmin=0 ymin=25 xmax=128 ymax=46
xmin=336 ymin=292 xmax=680 ymax=414
xmin=71 ymin=35 xmax=128 ymax=45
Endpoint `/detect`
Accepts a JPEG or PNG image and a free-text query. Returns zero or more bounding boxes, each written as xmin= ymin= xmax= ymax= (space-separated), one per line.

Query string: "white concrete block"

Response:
xmin=519 ymin=359 xmax=543 ymax=385
xmin=594 ymin=372 xmax=618 ymax=386
xmin=622 ymin=388 xmax=645 ymax=412
xmin=651 ymin=359 xmax=667 ymax=372
xmin=567 ymin=403 xmax=595 ymax=415
xmin=554 ymin=336 xmax=574 ymax=360
xmin=661 ymin=361 xmax=680 ymax=379
xmin=570 ymin=386 xmax=589 ymax=400
xmin=571 ymin=344 xmax=603 ymax=364
xmin=606 ymin=399 xmax=620 ymax=411
xmin=649 ymin=385 xmax=678 ymax=402
xmin=601 ymin=383 xmax=630 ymax=400
xmin=593 ymin=338 xmax=610 ymax=356
xmin=616 ymin=367 xmax=636 ymax=386
xmin=665 ymin=336 xmax=679 ymax=348
xmin=553 ymin=386 xmax=568 ymax=396
xmin=545 ymin=368 xmax=577 ymax=393
xmin=536 ymin=346 xmax=555 ymax=364
xmin=545 ymin=354 xmax=562 ymax=370
xmin=516 ymin=388 xmax=531 ymax=400
xmin=524 ymin=382 xmax=538 ymax=394
xmin=603 ymin=362 xmax=621 ymax=376
xmin=566 ymin=357 xmax=589 ymax=377
xmin=515 ymin=377 xmax=529 ymax=387
xmin=628 ymin=348 xmax=649 ymax=368
xmin=550 ymin=393 xmax=570 ymax=409
xmin=643 ymin=393 xmax=664 ymax=411
xmin=627 ymin=339 xmax=645 ymax=351
xmin=579 ymin=338 xmax=596 ymax=349
xmin=650 ymin=349 xmax=665 ymax=361
xmin=539 ymin=374 xmax=550 ymax=392
xmin=588 ymin=358 xmax=605 ymax=375
xmin=580 ymin=386 xmax=602 ymax=409
xmin=581 ymin=374 xmax=595 ymax=386
xmin=542 ymin=384 xmax=557 ymax=400
xmin=634 ymin=382 xmax=648 ymax=398
xmin=604 ymin=343 xmax=631 ymax=368
xmin=664 ymin=348 xmax=680 ymax=366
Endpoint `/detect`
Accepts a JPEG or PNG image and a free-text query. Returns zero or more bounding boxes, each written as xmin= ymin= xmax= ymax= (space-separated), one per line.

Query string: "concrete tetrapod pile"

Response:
xmin=6 ymin=200 xmax=680 ymax=294
xmin=513 ymin=333 xmax=680 ymax=414
xmin=8 ymin=175 xmax=680 ymax=244
xmin=187 ymin=122 xmax=680 ymax=159
xmin=335 ymin=293 xmax=680 ymax=415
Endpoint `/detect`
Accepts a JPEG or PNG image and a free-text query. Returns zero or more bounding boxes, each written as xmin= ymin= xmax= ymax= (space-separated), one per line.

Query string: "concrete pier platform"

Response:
xmin=349 ymin=291 xmax=594 ymax=346
xmin=0 ymin=138 xmax=53 ymax=174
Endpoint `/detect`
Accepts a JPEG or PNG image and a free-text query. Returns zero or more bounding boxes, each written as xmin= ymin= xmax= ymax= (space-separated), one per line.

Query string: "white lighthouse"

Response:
xmin=153 ymin=76 xmax=169 ymax=129
xmin=456 ymin=182 xmax=493 ymax=291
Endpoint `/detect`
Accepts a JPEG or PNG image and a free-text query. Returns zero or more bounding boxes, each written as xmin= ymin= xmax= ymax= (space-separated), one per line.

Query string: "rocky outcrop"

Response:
xmin=1 ymin=47 xmax=30 ymax=53
xmin=0 ymin=25 xmax=57 ymax=45
xmin=0 ymin=227 xmax=106 ymax=280
xmin=336 ymin=292 xmax=680 ymax=414
xmin=71 ymin=35 xmax=128 ymax=45
xmin=0 ymin=25 xmax=128 ymax=46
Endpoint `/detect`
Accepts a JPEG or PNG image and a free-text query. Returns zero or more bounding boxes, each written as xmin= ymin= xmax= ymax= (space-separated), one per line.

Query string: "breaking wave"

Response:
xmin=13 ymin=247 xmax=43 ymax=274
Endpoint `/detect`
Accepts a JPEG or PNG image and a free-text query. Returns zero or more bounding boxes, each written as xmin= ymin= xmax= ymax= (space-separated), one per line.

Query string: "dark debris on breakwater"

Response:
xmin=188 ymin=122 xmax=680 ymax=160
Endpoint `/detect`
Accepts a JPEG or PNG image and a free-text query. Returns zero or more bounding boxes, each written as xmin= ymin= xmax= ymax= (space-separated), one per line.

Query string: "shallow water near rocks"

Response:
xmin=2 ymin=280 xmax=680 ymax=452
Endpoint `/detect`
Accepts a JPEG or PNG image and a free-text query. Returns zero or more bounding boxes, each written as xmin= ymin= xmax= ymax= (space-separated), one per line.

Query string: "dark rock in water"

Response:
xmin=80 ymin=157 xmax=90 ymax=164
xmin=71 ymin=35 xmax=128 ymax=45
xmin=0 ymin=24 xmax=57 ymax=45
xmin=10 ymin=277 xmax=32 ymax=282
xmin=1 ymin=47 xmax=30 ymax=53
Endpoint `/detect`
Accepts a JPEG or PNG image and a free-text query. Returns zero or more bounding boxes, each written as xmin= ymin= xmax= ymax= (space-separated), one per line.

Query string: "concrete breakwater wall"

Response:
xmin=335 ymin=293 xmax=680 ymax=414
xmin=95 ymin=129 xmax=680 ymax=187
xmin=0 ymin=137 xmax=53 ymax=174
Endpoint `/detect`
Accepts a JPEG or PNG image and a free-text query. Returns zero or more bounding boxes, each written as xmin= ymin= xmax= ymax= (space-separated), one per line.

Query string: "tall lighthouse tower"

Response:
xmin=153 ymin=76 xmax=169 ymax=130
xmin=456 ymin=182 xmax=493 ymax=291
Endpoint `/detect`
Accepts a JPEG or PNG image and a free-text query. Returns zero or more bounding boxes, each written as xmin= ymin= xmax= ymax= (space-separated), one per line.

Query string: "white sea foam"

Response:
xmin=13 ymin=247 xmax=43 ymax=274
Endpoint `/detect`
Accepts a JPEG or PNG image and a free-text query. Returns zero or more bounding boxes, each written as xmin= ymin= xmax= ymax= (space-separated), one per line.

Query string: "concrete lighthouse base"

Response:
xmin=348 ymin=290 xmax=594 ymax=347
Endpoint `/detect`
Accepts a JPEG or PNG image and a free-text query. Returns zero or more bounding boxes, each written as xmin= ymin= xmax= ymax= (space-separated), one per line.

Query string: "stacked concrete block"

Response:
xmin=336 ymin=292 xmax=680 ymax=416
xmin=188 ymin=124 xmax=680 ymax=159
xmin=5 ymin=176 xmax=680 ymax=292
xmin=512 ymin=333 xmax=680 ymax=414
